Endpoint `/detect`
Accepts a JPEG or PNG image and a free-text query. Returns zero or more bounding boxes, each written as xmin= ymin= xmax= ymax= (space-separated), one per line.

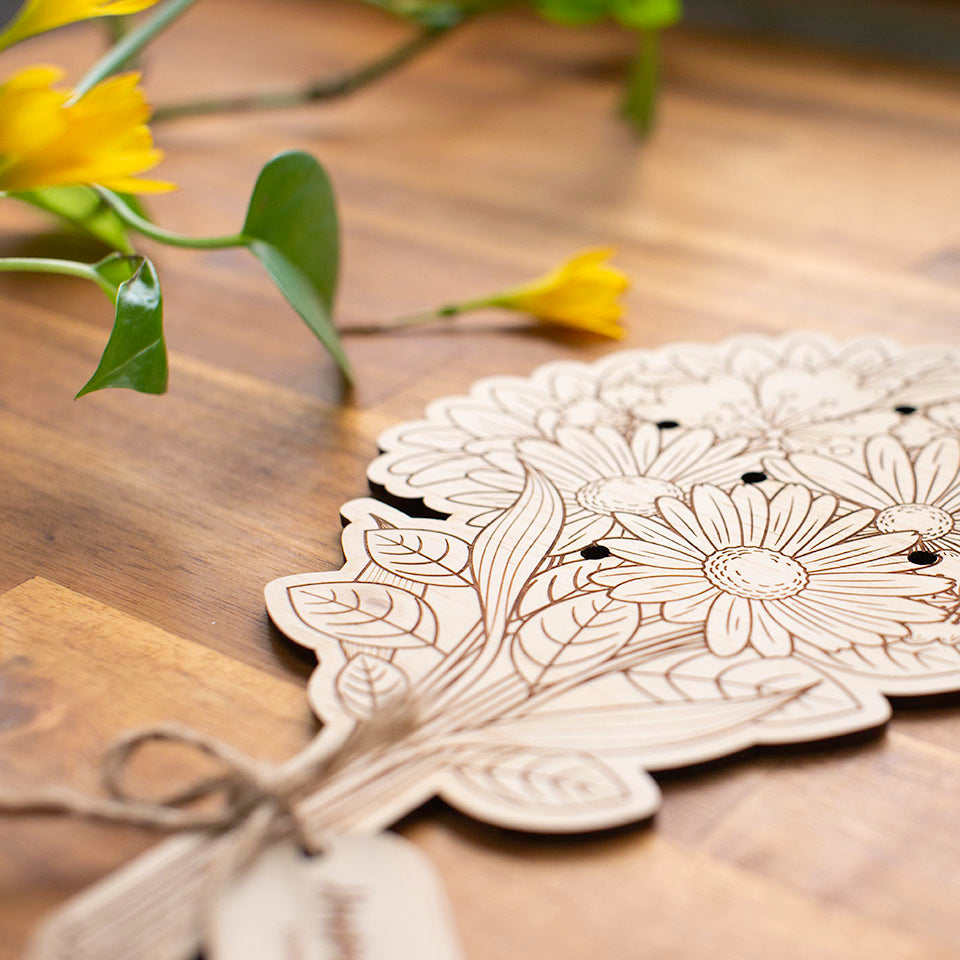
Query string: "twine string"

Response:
xmin=0 ymin=695 xmax=419 ymax=847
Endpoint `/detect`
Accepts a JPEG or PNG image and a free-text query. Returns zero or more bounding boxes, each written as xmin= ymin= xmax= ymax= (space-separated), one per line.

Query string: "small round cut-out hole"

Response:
xmin=741 ymin=471 xmax=767 ymax=484
xmin=908 ymin=550 xmax=939 ymax=565
xmin=656 ymin=420 xmax=679 ymax=430
xmin=581 ymin=544 xmax=611 ymax=560
xmin=895 ymin=405 xmax=917 ymax=415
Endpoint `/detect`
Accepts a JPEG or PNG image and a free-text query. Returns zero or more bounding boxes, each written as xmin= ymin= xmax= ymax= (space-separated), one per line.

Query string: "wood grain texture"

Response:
xmin=2 ymin=1 xmax=960 ymax=955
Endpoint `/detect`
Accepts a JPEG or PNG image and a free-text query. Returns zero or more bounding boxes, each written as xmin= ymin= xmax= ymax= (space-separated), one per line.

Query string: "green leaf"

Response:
xmin=77 ymin=257 xmax=168 ymax=398
xmin=93 ymin=253 xmax=142 ymax=296
xmin=243 ymin=151 xmax=350 ymax=379
xmin=17 ymin=186 xmax=135 ymax=253
xmin=611 ymin=0 xmax=680 ymax=29
xmin=247 ymin=240 xmax=351 ymax=379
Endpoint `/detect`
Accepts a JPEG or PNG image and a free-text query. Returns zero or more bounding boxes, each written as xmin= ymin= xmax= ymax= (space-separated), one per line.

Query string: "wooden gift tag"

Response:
xmin=213 ymin=835 xmax=464 ymax=960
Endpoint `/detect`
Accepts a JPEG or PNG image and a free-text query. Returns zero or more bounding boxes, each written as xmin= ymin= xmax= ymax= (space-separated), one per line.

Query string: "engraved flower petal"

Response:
xmin=608 ymin=573 xmax=715 ymax=603
xmin=705 ymin=593 xmax=752 ymax=656
xmin=865 ymin=435 xmax=916 ymax=503
xmin=691 ymin=486 xmax=742 ymax=550
xmin=514 ymin=427 xmax=759 ymax=554
xmin=599 ymin=482 xmax=948 ymax=657
xmin=914 ymin=438 xmax=960 ymax=505
xmin=773 ymin=436 xmax=960 ymax=551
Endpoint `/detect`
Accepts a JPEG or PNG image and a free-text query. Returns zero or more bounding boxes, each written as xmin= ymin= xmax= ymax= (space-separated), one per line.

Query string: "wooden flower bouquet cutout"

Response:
xmin=265 ymin=332 xmax=960 ymax=833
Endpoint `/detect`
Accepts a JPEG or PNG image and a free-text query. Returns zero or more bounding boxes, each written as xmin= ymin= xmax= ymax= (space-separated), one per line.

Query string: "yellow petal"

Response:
xmin=0 ymin=0 xmax=161 ymax=50
xmin=95 ymin=175 xmax=176 ymax=193
xmin=0 ymin=65 xmax=67 ymax=156
xmin=1 ymin=64 xmax=63 ymax=90
xmin=0 ymin=66 xmax=174 ymax=194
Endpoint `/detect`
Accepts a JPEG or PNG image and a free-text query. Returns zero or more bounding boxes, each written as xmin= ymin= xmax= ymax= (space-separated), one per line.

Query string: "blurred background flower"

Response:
xmin=0 ymin=0 xmax=160 ymax=50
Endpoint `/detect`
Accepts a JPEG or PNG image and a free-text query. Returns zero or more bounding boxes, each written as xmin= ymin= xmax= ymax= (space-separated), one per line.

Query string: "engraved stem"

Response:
xmin=290 ymin=622 xmax=705 ymax=831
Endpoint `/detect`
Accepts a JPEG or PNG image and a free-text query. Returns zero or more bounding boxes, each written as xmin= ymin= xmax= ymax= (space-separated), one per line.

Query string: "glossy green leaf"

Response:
xmin=243 ymin=151 xmax=350 ymax=378
xmin=18 ymin=186 xmax=135 ymax=253
xmin=247 ymin=240 xmax=351 ymax=379
xmin=77 ymin=257 xmax=168 ymax=398
xmin=93 ymin=252 xmax=142 ymax=295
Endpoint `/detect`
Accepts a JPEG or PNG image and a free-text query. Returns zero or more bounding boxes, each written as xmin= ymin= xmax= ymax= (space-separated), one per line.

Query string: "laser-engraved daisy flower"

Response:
xmin=371 ymin=335 xmax=960 ymax=522
xmin=592 ymin=483 xmax=950 ymax=657
xmin=769 ymin=436 xmax=960 ymax=553
xmin=457 ymin=425 xmax=767 ymax=553
xmin=638 ymin=338 xmax=960 ymax=459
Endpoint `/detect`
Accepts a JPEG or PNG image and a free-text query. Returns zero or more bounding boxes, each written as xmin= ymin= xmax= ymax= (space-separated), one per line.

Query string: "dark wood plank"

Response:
xmin=0 ymin=579 xmax=315 ymax=959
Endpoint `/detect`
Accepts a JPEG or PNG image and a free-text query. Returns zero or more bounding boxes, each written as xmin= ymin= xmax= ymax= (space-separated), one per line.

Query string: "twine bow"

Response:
xmin=0 ymin=695 xmax=419 ymax=860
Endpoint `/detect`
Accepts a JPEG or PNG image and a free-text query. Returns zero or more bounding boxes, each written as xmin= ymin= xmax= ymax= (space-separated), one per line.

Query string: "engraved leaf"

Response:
xmin=796 ymin=637 xmax=960 ymax=694
xmin=518 ymin=557 xmax=619 ymax=617
xmin=471 ymin=466 xmax=563 ymax=643
xmin=487 ymin=687 xmax=815 ymax=756
xmin=365 ymin=528 xmax=473 ymax=587
xmin=287 ymin=582 xmax=436 ymax=649
xmin=512 ymin=593 xmax=641 ymax=686
xmin=624 ymin=651 xmax=868 ymax=732
xmin=452 ymin=746 xmax=629 ymax=811
xmin=480 ymin=653 xmax=873 ymax=763
xmin=335 ymin=654 xmax=410 ymax=720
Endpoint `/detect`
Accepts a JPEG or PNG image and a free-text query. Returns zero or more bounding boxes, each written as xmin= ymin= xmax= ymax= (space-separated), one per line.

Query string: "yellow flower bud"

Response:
xmin=479 ymin=248 xmax=628 ymax=339
xmin=0 ymin=65 xmax=174 ymax=194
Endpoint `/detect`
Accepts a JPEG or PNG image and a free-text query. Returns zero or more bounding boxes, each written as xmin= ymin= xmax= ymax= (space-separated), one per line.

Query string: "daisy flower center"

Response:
xmin=876 ymin=503 xmax=954 ymax=539
xmin=575 ymin=476 xmax=683 ymax=517
xmin=704 ymin=546 xmax=809 ymax=600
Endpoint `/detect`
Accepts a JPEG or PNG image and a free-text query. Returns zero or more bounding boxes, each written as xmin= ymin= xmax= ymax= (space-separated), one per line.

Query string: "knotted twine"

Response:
xmin=0 ymin=697 xmax=420 ymax=952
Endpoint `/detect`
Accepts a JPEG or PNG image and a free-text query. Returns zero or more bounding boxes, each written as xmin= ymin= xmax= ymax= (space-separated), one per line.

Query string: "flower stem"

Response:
xmin=0 ymin=257 xmax=115 ymax=299
xmin=151 ymin=23 xmax=456 ymax=122
xmin=338 ymin=305 xmax=464 ymax=336
xmin=96 ymin=188 xmax=247 ymax=250
xmin=621 ymin=30 xmax=659 ymax=136
xmin=70 ymin=0 xmax=203 ymax=102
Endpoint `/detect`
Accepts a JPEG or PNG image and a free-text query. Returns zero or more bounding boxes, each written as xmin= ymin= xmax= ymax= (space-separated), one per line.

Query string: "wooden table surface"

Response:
xmin=3 ymin=2 xmax=960 ymax=957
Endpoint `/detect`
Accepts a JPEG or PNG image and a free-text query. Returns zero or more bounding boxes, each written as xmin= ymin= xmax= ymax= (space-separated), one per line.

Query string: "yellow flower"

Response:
xmin=0 ymin=66 xmax=174 ymax=194
xmin=0 ymin=0 xmax=161 ymax=51
xmin=478 ymin=248 xmax=629 ymax=339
